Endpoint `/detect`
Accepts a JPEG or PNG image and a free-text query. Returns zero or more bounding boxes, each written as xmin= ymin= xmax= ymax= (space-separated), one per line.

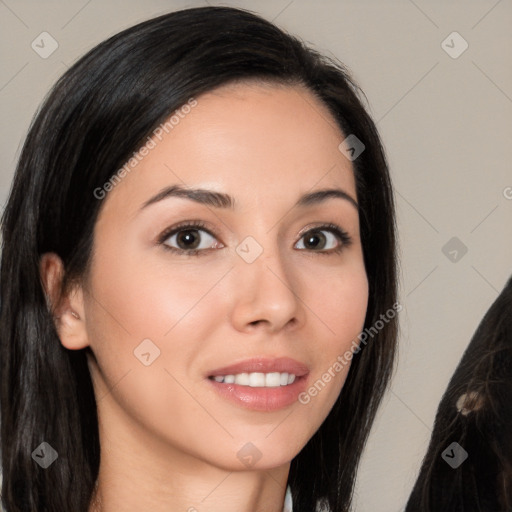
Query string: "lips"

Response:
xmin=206 ymin=356 xmax=310 ymax=412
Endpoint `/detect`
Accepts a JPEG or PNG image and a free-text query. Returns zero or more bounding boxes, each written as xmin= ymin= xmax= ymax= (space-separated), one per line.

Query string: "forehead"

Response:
xmin=99 ymin=81 xmax=356 ymax=218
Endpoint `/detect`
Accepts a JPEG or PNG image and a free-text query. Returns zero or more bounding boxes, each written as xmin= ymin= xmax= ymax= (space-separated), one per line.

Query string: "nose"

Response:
xmin=229 ymin=244 xmax=305 ymax=334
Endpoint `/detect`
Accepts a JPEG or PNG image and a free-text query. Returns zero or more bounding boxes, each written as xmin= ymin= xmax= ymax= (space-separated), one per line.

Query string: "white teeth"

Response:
xmin=211 ymin=371 xmax=298 ymax=387
xmin=265 ymin=372 xmax=281 ymax=387
xmin=249 ymin=372 xmax=265 ymax=387
xmin=235 ymin=373 xmax=250 ymax=385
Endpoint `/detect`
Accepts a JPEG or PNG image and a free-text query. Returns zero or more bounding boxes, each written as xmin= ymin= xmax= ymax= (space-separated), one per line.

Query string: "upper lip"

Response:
xmin=207 ymin=357 xmax=310 ymax=377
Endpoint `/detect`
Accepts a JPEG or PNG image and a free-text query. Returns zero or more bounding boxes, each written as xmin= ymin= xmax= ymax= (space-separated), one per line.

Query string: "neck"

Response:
xmin=88 ymin=459 xmax=290 ymax=512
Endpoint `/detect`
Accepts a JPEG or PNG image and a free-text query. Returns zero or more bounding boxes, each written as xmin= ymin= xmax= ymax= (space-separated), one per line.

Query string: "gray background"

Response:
xmin=1 ymin=1 xmax=511 ymax=510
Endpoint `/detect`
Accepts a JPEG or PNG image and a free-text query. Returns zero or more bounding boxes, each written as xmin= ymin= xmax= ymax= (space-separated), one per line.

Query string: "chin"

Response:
xmin=204 ymin=438 xmax=305 ymax=472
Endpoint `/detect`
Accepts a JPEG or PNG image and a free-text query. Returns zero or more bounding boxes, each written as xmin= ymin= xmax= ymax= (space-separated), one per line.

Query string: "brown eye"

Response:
xmin=164 ymin=228 xmax=217 ymax=251
xmin=295 ymin=226 xmax=351 ymax=253
xmin=174 ymin=229 xmax=202 ymax=250
xmin=302 ymin=230 xmax=328 ymax=250
xmin=160 ymin=222 xmax=222 ymax=255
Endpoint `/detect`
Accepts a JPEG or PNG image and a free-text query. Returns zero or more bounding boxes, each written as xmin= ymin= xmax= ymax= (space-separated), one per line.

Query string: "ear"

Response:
xmin=39 ymin=252 xmax=89 ymax=350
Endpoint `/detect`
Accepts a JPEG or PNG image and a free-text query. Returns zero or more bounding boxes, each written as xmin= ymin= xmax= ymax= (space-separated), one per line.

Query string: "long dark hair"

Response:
xmin=406 ymin=275 xmax=512 ymax=511
xmin=0 ymin=6 xmax=398 ymax=511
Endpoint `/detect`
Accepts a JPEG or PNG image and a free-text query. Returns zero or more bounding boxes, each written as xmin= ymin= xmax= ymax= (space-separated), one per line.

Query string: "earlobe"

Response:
xmin=55 ymin=310 xmax=81 ymax=321
xmin=39 ymin=252 xmax=89 ymax=350
xmin=54 ymin=307 xmax=89 ymax=350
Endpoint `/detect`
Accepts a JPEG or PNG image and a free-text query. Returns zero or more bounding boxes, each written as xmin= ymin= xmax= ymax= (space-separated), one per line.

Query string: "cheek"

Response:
xmin=334 ymin=270 xmax=369 ymax=343
xmin=87 ymin=238 xmax=228 ymax=342
xmin=83 ymin=246 xmax=234 ymax=452
xmin=298 ymin=261 xmax=368 ymax=419
xmin=312 ymin=259 xmax=369 ymax=350
xmin=83 ymin=240 xmax=233 ymax=406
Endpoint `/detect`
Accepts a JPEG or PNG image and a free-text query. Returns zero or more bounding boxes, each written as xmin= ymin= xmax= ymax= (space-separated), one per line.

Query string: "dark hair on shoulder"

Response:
xmin=406 ymin=275 xmax=512 ymax=511
xmin=0 ymin=6 xmax=398 ymax=511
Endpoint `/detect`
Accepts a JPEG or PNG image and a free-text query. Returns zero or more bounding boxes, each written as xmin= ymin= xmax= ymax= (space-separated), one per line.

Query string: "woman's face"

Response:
xmin=79 ymin=82 xmax=368 ymax=471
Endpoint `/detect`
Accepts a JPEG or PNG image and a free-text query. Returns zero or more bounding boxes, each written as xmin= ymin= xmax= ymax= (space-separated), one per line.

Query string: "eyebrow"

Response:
xmin=140 ymin=184 xmax=358 ymax=212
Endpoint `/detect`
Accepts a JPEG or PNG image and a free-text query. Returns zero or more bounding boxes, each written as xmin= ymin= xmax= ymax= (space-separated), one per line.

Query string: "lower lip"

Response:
xmin=207 ymin=375 xmax=309 ymax=412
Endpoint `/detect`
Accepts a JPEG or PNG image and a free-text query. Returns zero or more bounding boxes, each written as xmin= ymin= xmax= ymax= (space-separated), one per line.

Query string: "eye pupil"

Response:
xmin=177 ymin=229 xmax=200 ymax=249
xmin=304 ymin=230 xmax=326 ymax=249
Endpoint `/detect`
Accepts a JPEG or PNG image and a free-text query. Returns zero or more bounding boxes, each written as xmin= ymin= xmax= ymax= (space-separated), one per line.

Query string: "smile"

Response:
xmin=208 ymin=371 xmax=296 ymax=387
xmin=206 ymin=357 xmax=310 ymax=411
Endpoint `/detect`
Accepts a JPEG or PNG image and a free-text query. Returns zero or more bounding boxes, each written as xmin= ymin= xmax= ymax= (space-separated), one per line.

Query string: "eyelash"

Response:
xmin=157 ymin=220 xmax=353 ymax=257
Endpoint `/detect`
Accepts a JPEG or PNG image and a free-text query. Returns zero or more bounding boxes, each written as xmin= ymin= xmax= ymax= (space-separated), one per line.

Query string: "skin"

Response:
xmin=40 ymin=81 xmax=369 ymax=512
